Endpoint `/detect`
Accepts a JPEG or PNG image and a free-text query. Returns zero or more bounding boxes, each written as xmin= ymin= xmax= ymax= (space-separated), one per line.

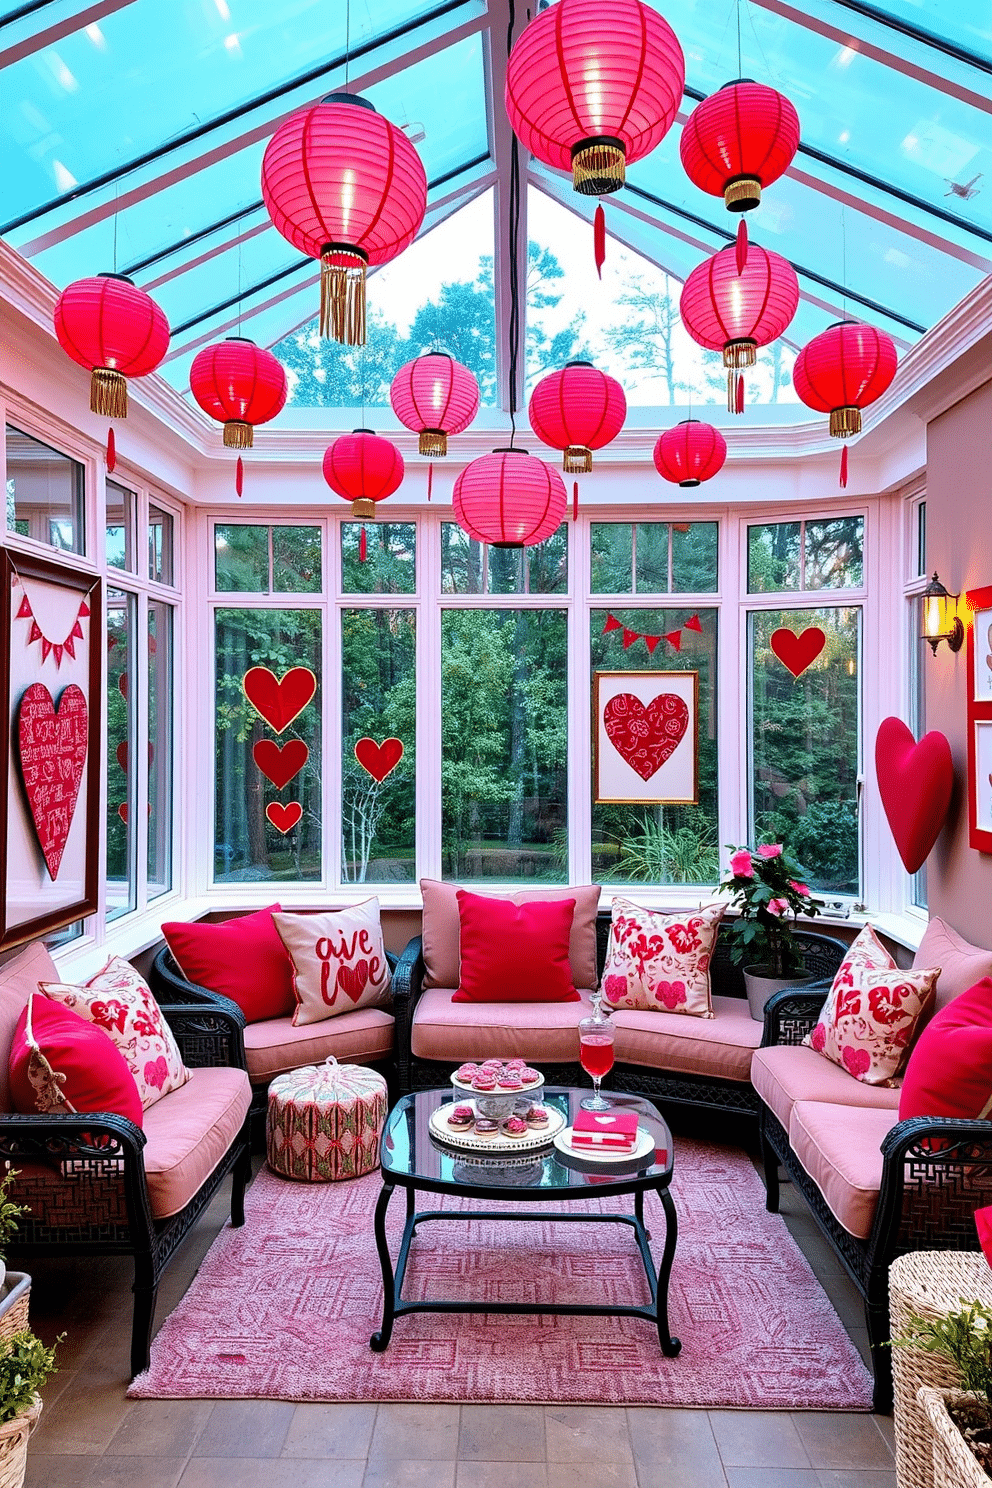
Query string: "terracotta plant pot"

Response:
xmin=743 ymin=967 xmax=813 ymax=1022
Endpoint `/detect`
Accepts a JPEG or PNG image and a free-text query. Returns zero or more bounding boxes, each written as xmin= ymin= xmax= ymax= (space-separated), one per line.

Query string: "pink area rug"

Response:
xmin=130 ymin=1137 xmax=873 ymax=1409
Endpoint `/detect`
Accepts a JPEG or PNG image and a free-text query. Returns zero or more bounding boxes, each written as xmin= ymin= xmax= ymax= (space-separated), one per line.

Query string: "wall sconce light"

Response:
xmin=922 ymin=572 xmax=964 ymax=655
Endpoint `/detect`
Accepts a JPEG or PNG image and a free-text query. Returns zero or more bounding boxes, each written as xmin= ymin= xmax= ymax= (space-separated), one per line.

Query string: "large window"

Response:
xmin=106 ymin=590 xmax=136 ymax=923
xmin=5 ymin=424 xmax=84 ymax=554
xmin=591 ymin=522 xmax=718 ymax=594
xmin=747 ymin=517 xmax=864 ymax=593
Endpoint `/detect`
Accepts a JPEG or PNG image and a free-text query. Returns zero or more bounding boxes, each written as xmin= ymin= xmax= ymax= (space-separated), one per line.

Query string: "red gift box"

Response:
xmin=572 ymin=1110 xmax=638 ymax=1149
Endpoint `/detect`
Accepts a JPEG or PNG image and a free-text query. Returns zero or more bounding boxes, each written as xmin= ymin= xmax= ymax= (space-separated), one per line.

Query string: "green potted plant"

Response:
xmin=894 ymin=1300 xmax=992 ymax=1488
xmin=0 ymin=1329 xmax=61 ymax=1488
xmin=0 ymin=1172 xmax=29 ymax=1344
xmin=718 ymin=841 xmax=823 ymax=1019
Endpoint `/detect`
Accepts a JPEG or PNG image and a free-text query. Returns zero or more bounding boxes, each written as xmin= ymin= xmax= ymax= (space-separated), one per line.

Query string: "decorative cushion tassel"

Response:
xmin=736 ymin=218 xmax=749 ymax=275
xmin=235 ymin=456 xmax=244 ymax=497
xmin=106 ymin=427 xmax=116 ymax=473
xmin=320 ymin=247 xmax=367 ymax=346
xmin=359 ymin=526 xmax=367 ymax=563
xmin=427 ymin=462 xmax=433 ymax=501
xmin=573 ymin=480 xmax=579 ymax=522
xmin=594 ymin=204 xmax=606 ymax=280
xmin=839 ymin=443 xmax=849 ymax=489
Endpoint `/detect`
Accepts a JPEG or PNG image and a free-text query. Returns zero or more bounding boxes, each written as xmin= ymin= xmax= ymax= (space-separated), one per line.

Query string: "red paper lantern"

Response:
xmin=680 ymin=80 xmax=800 ymax=213
xmin=653 ymin=420 xmax=728 ymax=487
xmin=53 ymin=273 xmax=170 ymax=418
xmin=322 ymin=429 xmax=404 ymax=517
xmin=792 ymin=320 xmax=898 ymax=437
xmin=452 ymin=449 xmax=567 ymax=548
xmin=190 ymin=337 xmax=287 ymax=449
xmin=389 ymin=353 xmax=480 ymax=455
xmin=262 ymin=93 xmax=427 ymax=345
xmin=505 ymin=0 xmax=685 ymax=196
xmin=680 ymin=243 xmax=799 ymax=410
xmin=528 ymin=361 xmax=627 ymax=473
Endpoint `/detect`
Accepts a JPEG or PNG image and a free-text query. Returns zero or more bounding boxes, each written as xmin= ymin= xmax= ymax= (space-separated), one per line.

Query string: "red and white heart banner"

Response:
xmin=602 ymin=611 xmax=703 ymax=655
xmin=11 ymin=569 xmax=93 ymax=669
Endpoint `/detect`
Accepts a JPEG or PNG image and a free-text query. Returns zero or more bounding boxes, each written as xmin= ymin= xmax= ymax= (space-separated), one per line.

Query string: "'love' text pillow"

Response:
xmin=273 ymin=901 xmax=392 ymax=1027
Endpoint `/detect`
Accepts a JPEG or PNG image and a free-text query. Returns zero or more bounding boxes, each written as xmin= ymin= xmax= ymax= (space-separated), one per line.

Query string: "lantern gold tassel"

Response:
xmin=724 ymin=177 xmax=762 ymax=212
xmin=723 ymin=340 xmax=757 ymax=370
xmin=223 ymin=421 xmax=254 ymax=449
xmin=419 ymin=429 xmax=447 ymax=457
xmin=320 ymin=247 xmax=367 ymax=345
xmin=830 ymin=406 xmax=862 ymax=438
xmin=571 ymin=139 xmax=625 ymax=195
xmin=90 ymin=368 xmax=128 ymax=419
xmin=564 ymin=445 xmax=593 ymax=474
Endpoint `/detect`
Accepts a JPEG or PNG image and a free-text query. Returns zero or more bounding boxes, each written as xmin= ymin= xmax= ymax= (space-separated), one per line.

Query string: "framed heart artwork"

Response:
xmin=593 ymin=670 xmax=699 ymax=805
xmin=1 ymin=550 xmax=102 ymax=948
xmin=966 ymin=585 xmax=992 ymax=853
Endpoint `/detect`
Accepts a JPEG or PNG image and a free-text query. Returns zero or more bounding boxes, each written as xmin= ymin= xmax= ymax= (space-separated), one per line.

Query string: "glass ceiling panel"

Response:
xmin=821 ymin=0 xmax=992 ymax=64
xmin=0 ymin=0 xmax=476 ymax=226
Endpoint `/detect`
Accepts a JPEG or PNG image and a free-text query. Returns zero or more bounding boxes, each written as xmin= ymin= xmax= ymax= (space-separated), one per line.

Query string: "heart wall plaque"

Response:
xmin=595 ymin=672 xmax=699 ymax=806
xmin=875 ymin=716 xmax=953 ymax=873
xmin=16 ymin=683 xmax=88 ymax=880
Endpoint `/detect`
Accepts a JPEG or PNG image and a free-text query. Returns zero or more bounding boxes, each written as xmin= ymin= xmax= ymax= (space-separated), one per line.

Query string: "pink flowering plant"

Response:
xmin=718 ymin=842 xmax=823 ymax=976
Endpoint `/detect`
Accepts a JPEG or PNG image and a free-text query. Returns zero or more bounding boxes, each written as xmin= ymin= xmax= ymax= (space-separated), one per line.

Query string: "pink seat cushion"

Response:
xmin=914 ymin=918 xmax=992 ymax=1013
xmin=243 ymin=1008 xmax=394 ymax=1083
xmin=420 ymin=880 xmax=600 ymax=992
xmin=411 ymin=987 xmax=597 ymax=1063
xmin=899 ymin=978 xmax=992 ymax=1122
xmin=788 ymin=1100 xmax=898 ymax=1240
xmin=162 ymin=906 xmax=295 ymax=1023
xmin=610 ymin=997 xmax=762 ymax=1083
xmin=453 ymin=891 xmax=579 ymax=1004
xmin=141 ymin=1065 xmax=251 ymax=1220
xmin=0 ymin=942 xmax=59 ymax=1112
xmin=752 ymin=1044 xmax=901 ymax=1132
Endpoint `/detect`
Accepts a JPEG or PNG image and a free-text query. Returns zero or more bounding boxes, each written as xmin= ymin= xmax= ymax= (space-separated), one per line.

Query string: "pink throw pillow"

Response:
xmin=913 ymin=917 xmax=992 ymax=1013
xmin=162 ymin=906 xmax=295 ymax=1023
xmin=599 ymin=898 xmax=724 ymax=1018
xmin=899 ymin=979 xmax=992 ymax=1121
xmin=9 ymin=992 xmax=143 ymax=1128
xmin=452 ymin=891 xmax=579 ymax=1003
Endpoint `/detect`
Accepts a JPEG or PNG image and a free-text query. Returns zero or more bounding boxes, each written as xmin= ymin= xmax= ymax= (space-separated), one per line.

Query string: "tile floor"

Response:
xmin=20 ymin=1158 xmax=896 ymax=1488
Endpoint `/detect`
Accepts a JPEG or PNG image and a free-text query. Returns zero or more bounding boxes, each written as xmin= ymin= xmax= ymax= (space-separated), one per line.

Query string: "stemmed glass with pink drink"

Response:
xmin=578 ymin=995 xmax=615 ymax=1111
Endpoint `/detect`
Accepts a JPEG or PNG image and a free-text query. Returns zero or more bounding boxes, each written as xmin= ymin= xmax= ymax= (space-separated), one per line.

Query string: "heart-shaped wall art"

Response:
xmin=603 ymin=693 xmax=689 ymax=782
xmin=266 ymin=801 xmax=303 ymax=835
xmin=770 ymin=627 xmax=826 ymax=679
xmin=875 ymin=717 xmax=954 ymax=874
xmin=242 ymin=667 xmax=316 ymax=734
xmin=354 ymin=737 xmax=404 ymax=783
xmin=253 ymin=739 xmax=309 ymax=790
xmin=16 ymin=682 xmax=88 ymax=881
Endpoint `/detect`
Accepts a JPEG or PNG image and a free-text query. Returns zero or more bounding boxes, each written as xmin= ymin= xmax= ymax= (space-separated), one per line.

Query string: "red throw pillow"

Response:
xmin=899 ymin=978 xmax=992 ymax=1121
xmin=162 ymin=906 xmax=295 ymax=1023
xmin=452 ymin=891 xmax=579 ymax=1003
xmin=9 ymin=993 xmax=143 ymax=1127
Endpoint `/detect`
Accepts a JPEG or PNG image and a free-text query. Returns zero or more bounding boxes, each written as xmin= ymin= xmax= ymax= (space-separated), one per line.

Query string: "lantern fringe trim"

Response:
xmin=724 ymin=176 xmax=762 ymax=211
xmin=723 ymin=339 xmax=757 ymax=370
xmin=352 ymin=498 xmax=376 ymax=519
xmin=830 ymin=406 xmax=862 ymax=438
xmin=223 ymin=420 xmax=254 ymax=449
xmin=320 ymin=247 xmax=367 ymax=345
xmin=563 ymin=444 xmax=593 ymax=474
xmin=418 ymin=429 xmax=447 ymax=457
xmin=90 ymin=368 xmax=128 ymax=419
xmin=571 ymin=138 xmax=626 ymax=196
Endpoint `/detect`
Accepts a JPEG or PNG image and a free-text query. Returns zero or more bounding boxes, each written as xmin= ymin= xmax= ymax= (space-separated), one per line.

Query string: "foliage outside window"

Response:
xmin=591 ymin=609 xmax=719 ymax=885
xmin=341 ymin=609 xmax=416 ymax=883
xmin=441 ymin=523 xmax=567 ymax=595
xmin=5 ymin=424 xmax=84 ymax=554
xmin=106 ymin=479 xmax=136 ymax=571
xmin=747 ymin=517 xmax=864 ymax=593
xmin=106 ymin=590 xmax=136 ymax=922
xmin=341 ymin=524 xmax=416 ymax=595
xmin=750 ymin=607 xmax=861 ymax=895
xmin=214 ymin=524 xmax=321 ymax=593
xmin=591 ymin=523 xmax=718 ymax=594
xmin=148 ymin=503 xmax=174 ymax=585
xmin=148 ymin=601 xmax=173 ymax=899
xmin=441 ymin=608 xmax=567 ymax=882
xmin=214 ymin=608 xmax=321 ymax=882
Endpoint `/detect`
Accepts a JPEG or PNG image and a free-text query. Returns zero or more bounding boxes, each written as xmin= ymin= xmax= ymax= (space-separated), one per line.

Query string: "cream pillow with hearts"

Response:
xmin=273 ymin=901 xmax=392 ymax=1027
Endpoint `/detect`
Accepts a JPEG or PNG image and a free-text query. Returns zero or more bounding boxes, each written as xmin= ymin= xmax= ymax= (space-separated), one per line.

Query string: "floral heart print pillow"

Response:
xmin=600 ymin=898 xmax=725 ymax=1018
xmin=41 ymin=956 xmax=190 ymax=1109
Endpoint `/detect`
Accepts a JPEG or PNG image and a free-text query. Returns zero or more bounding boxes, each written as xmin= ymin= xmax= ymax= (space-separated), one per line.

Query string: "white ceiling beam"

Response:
xmin=485 ymin=0 xmax=527 ymax=418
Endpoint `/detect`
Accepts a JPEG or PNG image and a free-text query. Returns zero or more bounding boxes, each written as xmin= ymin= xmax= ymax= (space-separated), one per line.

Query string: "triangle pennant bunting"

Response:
xmin=644 ymin=635 xmax=661 ymax=655
xmin=621 ymin=628 xmax=637 ymax=650
xmin=602 ymin=614 xmax=622 ymax=634
xmin=63 ymin=635 xmax=76 ymax=660
xmin=40 ymin=639 xmax=52 ymax=662
xmin=16 ymin=595 xmax=32 ymax=619
xmin=665 ymin=630 xmax=683 ymax=651
xmin=79 ymin=601 xmax=90 ymax=618
xmin=684 ymin=614 xmax=702 ymax=633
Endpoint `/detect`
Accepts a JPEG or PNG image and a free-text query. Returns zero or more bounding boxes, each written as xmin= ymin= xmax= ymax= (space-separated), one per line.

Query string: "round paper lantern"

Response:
xmin=680 ymin=243 xmax=799 ymax=410
xmin=190 ymin=337 xmax=287 ymax=449
xmin=653 ymin=420 xmax=727 ymax=487
xmin=792 ymin=320 xmax=897 ymax=438
xmin=680 ymin=80 xmax=800 ymax=212
xmin=53 ymin=273 xmax=170 ymax=418
xmin=527 ymin=361 xmax=627 ymax=473
xmin=322 ymin=429 xmax=404 ymax=517
xmin=261 ymin=93 xmax=427 ymax=345
xmin=505 ymin=0 xmax=685 ymax=196
xmin=452 ymin=448 xmax=567 ymax=548
xmin=389 ymin=352 xmax=480 ymax=455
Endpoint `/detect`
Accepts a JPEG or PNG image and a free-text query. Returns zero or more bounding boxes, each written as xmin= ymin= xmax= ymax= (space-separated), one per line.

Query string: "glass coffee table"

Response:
xmin=370 ymin=1086 xmax=680 ymax=1356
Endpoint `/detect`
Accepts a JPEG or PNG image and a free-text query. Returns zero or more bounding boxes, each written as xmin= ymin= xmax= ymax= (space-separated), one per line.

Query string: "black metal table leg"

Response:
xmin=634 ymin=1187 xmax=650 ymax=1240
xmin=370 ymin=1180 xmax=396 ymax=1351
xmin=656 ymin=1186 xmax=681 ymax=1357
xmin=406 ymin=1182 xmax=416 ymax=1234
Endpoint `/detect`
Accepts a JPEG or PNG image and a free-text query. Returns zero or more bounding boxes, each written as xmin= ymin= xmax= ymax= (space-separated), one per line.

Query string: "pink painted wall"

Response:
xmin=925 ymin=378 xmax=992 ymax=947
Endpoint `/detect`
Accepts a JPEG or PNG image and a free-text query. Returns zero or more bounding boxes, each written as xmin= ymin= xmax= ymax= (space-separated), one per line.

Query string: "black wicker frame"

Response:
xmin=392 ymin=912 xmax=848 ymax=1129
xmin=3 ymin=997 xmax=252 ymax=1378
xmin=757 ymin=987 xmax=992 ymax=1413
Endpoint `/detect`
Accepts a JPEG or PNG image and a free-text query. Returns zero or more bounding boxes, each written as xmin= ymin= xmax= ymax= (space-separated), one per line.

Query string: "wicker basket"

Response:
xmin=0 ymin=1278 xmax=30 ymax=1346
xmin=890 ymin=1253 xmax=992 ymax=1488
xmin=0 ymin=1399 xmax=41 ymax=1488
xmin=918 ymin=1388 xmax=991 ymax=1488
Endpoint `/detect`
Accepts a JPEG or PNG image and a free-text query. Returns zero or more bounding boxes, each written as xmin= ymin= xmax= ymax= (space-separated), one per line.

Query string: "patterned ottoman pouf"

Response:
xmin=266 ymin=1058 xmax=388 ymax=1182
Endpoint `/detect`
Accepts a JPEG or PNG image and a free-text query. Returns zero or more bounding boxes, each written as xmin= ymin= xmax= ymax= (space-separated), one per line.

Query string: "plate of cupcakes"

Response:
xmin=429 ymin=1094 xmax=565 ymax=1155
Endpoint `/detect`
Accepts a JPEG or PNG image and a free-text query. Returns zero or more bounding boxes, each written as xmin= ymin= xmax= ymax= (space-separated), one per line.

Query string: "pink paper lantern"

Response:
xmin=528 ymin=361 xmax=626 ymax=472
xmin=452 ymin=449 xmax=567 ymax=548
xmin=389 ymin=353 xmax=480 ymax=455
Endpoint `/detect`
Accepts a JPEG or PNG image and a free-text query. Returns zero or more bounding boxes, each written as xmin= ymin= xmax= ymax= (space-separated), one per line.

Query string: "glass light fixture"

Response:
xmin=921 ymin=572 xmax=964 ymax=655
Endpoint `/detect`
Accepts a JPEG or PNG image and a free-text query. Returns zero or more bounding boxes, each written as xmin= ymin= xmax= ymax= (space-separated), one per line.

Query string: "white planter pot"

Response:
xmin=743 ymin=967 xmax=813 ymax=1022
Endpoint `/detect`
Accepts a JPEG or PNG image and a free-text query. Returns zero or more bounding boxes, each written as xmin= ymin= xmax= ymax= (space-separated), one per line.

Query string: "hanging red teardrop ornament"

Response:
xmin=106 ymin=427 xmax=116 ymax=473
xmin=359 ymin=526 xmax=367 ymax=562
xmin=736 ymin=218 xmax=748 ymax=274
xmin=573 ymin=481 xmax=579 ymax=522
xmin=236 ymin=456 xmax=244 ymax=496
xmin=594 ymin=204 xmax=606 ymax=279
xmin=427 ymin=462 xmax=433 ymax=501
xmin=736 ymin=375 xmax=745 ymax=415
xmin=839 ymin=444 xmax=849 ymax=488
